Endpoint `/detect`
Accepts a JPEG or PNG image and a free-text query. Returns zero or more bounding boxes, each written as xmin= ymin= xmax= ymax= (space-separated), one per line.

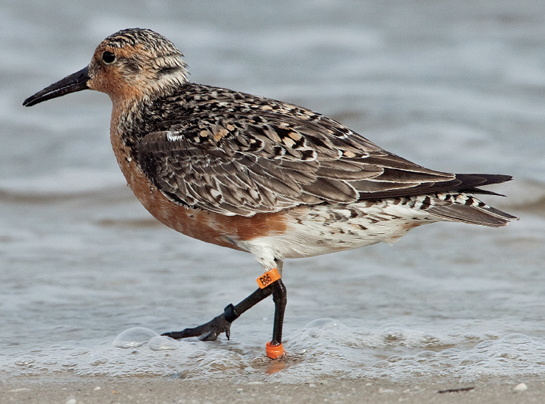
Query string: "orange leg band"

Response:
xmin=266 ymin=341 xmax=286 ymax=359
xmin=256 ymin=267 xmax=281 ymax=289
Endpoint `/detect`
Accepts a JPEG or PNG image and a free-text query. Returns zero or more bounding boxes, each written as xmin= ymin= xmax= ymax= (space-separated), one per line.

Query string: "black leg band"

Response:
xmin=223 ymin=303 xmax=239 ymax=323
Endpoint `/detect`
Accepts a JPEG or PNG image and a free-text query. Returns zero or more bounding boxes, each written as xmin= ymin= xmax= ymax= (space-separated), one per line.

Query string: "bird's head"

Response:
xmin=24 ymin=28 xmax=189 ymax=107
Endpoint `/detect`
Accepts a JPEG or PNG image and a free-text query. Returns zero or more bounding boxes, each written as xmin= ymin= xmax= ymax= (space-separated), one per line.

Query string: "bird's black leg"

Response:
xmin=266 ymin=278 xmax=288 ymax=359
xmin=271 ymin=279 xmax=287 ymax=345
xmin=162 ymin=283 xmax=274 ymax=342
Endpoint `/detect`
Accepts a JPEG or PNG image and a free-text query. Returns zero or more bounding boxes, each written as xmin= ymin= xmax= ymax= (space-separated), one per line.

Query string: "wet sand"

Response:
xmin=2 ymin=376 xmax=542 ymax=404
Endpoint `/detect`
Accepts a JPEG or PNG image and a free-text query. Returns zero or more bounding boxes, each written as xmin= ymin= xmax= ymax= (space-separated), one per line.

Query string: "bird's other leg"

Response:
xmin=162 ymin=283 xmax=274 ymax=342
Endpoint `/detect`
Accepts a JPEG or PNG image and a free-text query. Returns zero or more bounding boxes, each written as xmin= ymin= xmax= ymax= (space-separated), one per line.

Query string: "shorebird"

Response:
xmin=24 ymin=28 xmax=515 ymax=359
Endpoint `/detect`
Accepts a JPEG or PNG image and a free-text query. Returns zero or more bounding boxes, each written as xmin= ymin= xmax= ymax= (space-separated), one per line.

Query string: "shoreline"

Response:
xmin=2 ymin=375 xmax=543 ymax=404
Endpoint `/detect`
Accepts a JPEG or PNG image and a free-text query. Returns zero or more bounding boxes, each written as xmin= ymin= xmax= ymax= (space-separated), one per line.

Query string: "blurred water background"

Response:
xmin=1 ymin=0 xmax=545 ymax=382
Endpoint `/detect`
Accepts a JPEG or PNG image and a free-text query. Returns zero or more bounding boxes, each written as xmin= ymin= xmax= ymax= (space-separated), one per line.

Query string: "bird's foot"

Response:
xmin=162 ymin=304 xmax=238 ymax=341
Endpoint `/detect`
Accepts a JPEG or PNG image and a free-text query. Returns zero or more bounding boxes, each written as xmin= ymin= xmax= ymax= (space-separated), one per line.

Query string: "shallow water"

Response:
xmin=1 ymin=0 xmax=545 ymax=383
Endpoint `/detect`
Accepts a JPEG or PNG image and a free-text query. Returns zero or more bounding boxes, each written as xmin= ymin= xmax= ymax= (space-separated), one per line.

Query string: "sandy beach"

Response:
xmin=2 ymin=376 xmax=543 ymax=404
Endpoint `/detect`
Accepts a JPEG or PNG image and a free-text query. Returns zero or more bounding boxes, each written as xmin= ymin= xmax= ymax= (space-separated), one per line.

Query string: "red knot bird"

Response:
xmin=24 ymin=28 xmax=516 ymax=359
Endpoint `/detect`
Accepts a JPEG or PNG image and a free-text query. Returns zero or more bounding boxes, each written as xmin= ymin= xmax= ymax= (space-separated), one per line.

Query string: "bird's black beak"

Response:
xmin=23 ymin=66 xmax=90 ymax=107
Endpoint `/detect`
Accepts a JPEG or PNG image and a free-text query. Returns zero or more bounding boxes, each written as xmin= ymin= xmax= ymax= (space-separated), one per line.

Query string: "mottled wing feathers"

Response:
xmin=137 ymin=84 xmax=509 ymax=217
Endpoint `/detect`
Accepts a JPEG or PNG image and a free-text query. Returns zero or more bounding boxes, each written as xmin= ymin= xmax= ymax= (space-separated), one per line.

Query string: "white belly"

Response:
xmin=235 ymin=199 xmax=439 ymax=267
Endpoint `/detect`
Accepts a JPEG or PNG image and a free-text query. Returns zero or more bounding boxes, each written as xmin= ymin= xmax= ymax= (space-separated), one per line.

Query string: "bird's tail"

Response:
xmin=426 ymin=174 xmax=517 ymax=227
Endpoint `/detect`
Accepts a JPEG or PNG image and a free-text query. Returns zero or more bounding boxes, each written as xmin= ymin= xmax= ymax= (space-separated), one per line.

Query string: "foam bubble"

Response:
xmin=112 ymin=327 xmax=159 ymax=348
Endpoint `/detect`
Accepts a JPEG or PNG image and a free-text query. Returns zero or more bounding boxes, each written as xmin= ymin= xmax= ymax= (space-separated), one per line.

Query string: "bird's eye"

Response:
xmin=102 ymin=51 xmax=116 ymax=64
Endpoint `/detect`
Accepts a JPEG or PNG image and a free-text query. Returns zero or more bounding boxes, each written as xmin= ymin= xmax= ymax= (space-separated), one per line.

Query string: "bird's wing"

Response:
xmin=137 ymin=97 xmax=459 ymax=217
